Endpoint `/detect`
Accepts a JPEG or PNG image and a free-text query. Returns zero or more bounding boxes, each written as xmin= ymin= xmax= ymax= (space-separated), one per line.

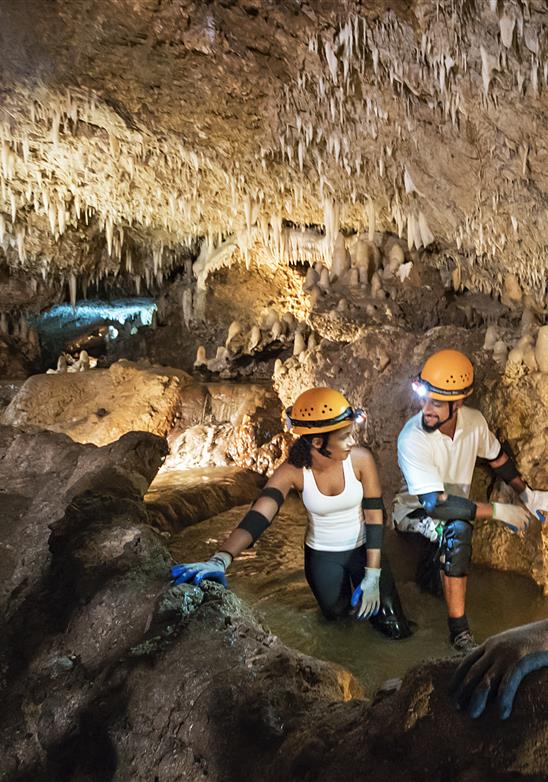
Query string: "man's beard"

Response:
xmin=421 ymin=413 xmax=440 ymax=432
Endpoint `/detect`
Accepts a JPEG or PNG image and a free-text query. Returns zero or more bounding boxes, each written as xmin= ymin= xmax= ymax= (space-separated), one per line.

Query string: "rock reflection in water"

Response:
xmin=170 ymin=494 xmax=548 ymax=691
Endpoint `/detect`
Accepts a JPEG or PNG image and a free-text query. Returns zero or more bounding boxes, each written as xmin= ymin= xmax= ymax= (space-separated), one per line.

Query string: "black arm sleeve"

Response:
xmin=238 ymin=510 xmax=271 ymax=544
xmin=490 ymin=448 xmax=520 ymax=483
xmin=418 ymin=492 xmax=477 ymax=522
xmin=365 ymin=523 xmax=384 ymax=549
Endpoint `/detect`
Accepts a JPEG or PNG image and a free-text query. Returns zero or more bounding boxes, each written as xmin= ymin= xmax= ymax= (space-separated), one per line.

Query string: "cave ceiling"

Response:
xmin=0 ymin=0 xmax=547 ymax=303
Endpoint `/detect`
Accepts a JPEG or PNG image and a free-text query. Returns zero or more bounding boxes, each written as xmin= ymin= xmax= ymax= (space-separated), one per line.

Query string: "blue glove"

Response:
xmin=420 ymin=491 xmax=443 ymax=514
xmin=450 ymin=619 xmax=548 ymax=719
xmin=170 ymin=552 xmax=232 ymax=588
xmin=351 ymin=567 xmax=381 ymax=620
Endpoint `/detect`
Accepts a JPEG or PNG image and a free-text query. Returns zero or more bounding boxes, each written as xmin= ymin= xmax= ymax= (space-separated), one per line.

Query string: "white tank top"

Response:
xmin=302 ymin=455 xmax=365 ymax=551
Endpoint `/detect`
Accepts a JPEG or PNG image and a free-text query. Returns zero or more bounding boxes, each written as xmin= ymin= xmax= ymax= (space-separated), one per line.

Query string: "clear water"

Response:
xmin=170 ymin=495 xmax=548 ymax=692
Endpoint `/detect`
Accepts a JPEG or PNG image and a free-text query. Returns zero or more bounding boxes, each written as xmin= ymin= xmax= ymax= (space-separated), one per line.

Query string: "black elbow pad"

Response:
xmin=259 ymin=487 xmax=285 ymax=510
xmin=238 ymin=510 xmax=271 ymax=545
xmin=490 ymin=450 xmax=520 ymax=483
xmin=418 ymin=492 xmax=476 ymax=522
xmin=362 ymin=497 xmax=385 ymax=511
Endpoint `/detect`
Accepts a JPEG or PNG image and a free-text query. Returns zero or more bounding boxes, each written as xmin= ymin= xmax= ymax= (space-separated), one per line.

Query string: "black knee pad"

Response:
xmin=440 ymin=520 xmax=473 ymax=577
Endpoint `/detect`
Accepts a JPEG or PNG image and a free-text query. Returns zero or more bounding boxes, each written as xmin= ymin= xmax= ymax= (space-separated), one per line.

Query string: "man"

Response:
xmin=393 ymin=349 xmax=547 ymax=653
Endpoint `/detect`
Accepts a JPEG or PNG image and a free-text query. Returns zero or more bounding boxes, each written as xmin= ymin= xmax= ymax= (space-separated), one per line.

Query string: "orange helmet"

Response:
xmin=286 ymin=387 xmax=364 ymax=435
xmin=413 ymin=349 xmax=474 ymax=401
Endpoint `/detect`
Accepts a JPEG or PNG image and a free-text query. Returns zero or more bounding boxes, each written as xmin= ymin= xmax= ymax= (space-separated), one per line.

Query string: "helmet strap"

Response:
xmin=312 ymin=432 xmax=332 ymax=459
xmin=422 ymin=400 xmax=456 ymax=432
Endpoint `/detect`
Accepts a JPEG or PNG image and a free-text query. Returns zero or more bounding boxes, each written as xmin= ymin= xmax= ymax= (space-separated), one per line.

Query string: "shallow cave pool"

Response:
xmin=170 ymin=494 xmax=548 ymax=693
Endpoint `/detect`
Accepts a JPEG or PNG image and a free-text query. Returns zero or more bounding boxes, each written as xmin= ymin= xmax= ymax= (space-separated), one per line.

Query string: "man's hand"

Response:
xmin=450 ymin=620 xmax=548 ymax=719
xmin=519 ymin=487 xmax=548 ymax=523
xmin=491 ymin=502 xmax=531 ymax=533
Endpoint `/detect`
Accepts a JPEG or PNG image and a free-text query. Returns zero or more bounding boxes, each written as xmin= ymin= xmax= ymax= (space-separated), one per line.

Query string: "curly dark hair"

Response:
xmin=287 ymin=433 xmax=331 ymax=468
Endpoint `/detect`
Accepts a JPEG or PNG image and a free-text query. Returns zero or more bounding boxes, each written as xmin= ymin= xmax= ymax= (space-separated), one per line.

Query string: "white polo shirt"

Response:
xmin=393 ymin=406 xmax=501 ymax=524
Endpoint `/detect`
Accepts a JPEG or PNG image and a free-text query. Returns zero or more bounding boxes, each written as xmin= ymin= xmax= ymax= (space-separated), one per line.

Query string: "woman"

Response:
xmin=172 ymin=387 xmax=411 ymax=639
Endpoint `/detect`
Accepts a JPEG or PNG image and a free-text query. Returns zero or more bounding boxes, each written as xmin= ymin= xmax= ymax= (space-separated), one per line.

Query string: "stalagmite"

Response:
xmin=271 ymin=320 xmax=283 ymax=340
xmin=293 ymin=330 xmax=305 ymax=355
xmin=387 ymin=242 xmax=404 ymax=267
xmin=194 ymin=345 xmax=207 ymax=367
xmin=507 ymin=346 xmax=524 ymax=366
xmin=349 ymin=268 xmax=359 ymax=287
xmin=307 ymin=333 xmax=317 ymax=351
xmin=309 ymin=285 xmax=321 ymax=306
xmin=182 ymin=288 xmax=193 ymax=328
xmin=225 ymin=320 xmax=242 ymax=347
xmin=522 ymin=344 xmax=538 ymax=372
xmin=318 ymin=267 xmax=331 ymax=291
xmin=260 ymin=307 xmax=278 ymax=330
xmin=304 ymin=266 xmax=319 ymax=291
xmin=69 ymin=273 xmax=77 ymax=308
xmin=370 ymin=272 xmax=383 ymax=299
xmin=358 ymin=267 xmax=369 ymax=285
xmin=520 ymin=308 xmax=537 ymax=336
xmin=56 ymin=354 xmax=68 ymax=373
xmin=483 ymin=325 xmax=499 ymax=351
xmin=248 ymin=325 xmax=261 ymax=352
xmin=331 ymin=232 xmax=350 ymax=279
xmin=493 ymin=340 xmax=508 ymax=365
xmin=273 ymin=358 xmax=283 ymax=376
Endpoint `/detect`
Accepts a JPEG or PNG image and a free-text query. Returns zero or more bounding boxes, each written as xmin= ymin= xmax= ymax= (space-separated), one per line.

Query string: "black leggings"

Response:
xmin=304 ymin=544 xmax=412 ymax=638
xmin=304 ymin=544 xmax=366 ymax=619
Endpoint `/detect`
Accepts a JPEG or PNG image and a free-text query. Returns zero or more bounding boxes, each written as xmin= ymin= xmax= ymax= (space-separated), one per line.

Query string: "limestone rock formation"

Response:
xmin=474 ymin=367 xmax=548 ymax=593
xmin=1 ymin=360 xmax=195 ymax=445
xmin=2 ymin=422 xmax=547 ymax=782
xmin=1 ymin=1 xmax=547 ymax=312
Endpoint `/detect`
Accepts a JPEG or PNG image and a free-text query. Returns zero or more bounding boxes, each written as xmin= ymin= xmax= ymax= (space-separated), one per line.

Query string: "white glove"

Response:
xmin=519 ymin=487 xmax=548 ymax=523
xmin=351 ymin=567 xmax=381 ymax=619
xmin=492 ymin=503 xmax=531 ymax=534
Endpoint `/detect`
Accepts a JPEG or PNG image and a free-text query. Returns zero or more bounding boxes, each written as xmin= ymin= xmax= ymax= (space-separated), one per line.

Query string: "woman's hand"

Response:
xmin=171 ymin=552 xmax=232 ymax=588
xmin=351 ymin=567 xmax=381 ymax=619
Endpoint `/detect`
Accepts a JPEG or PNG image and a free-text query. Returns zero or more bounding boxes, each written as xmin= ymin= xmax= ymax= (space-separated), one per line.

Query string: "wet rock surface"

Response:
xmin=0 ymin=424 xmax=359 ymax=782
xmin=267 ymin=658 xmax=548 ymax=782
xmin=1 ymin=424 xmax=547 ymax=782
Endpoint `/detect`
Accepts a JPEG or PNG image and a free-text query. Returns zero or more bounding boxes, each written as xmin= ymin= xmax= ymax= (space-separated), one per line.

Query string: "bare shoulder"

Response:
xmin=267 ymin=461 xmax=302 ymax=492
xmin=351 ymin=446 xmax=377 ymax=468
